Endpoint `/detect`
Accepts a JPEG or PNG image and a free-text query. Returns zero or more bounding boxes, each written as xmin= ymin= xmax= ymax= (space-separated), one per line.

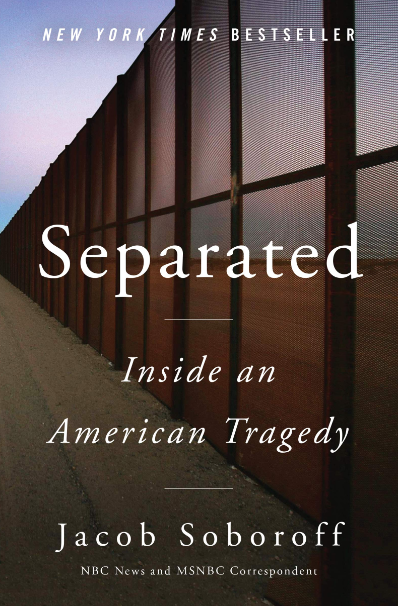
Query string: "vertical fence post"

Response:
xmin=21 ymin=204 xmax=24 ymax=294
xmin=115 ymin=74 xmax=127 ymax=370
xmin=172 ymin=0 xmax=191 ymax=419
xmin=15 ymin=211 xmax=18 ymax=287
xmin=15 ymin=212 xmax=17 ymax=287
xmin=82 ymin=119 xmax=92 ymax=345
xmin=49 ymin=164 xmax=55 ymax=317
xmin=26 ymin=201 xmax=29 ymax=294
xmin=16 ymin=210 xmax=19 ymax=290
xmin=99 ymin=108 xmax=106 ymax=355
xmin=15 ymin=210 xmax=18 ymax=288
xmin=22 ymin=206 xmax=25 ymax=292
xmin=23 ymin=201 xmax=27 ymax=295
xmin=26 ymin=201 xmax=29 ymax=295
xmin=228 ymin=0 xmax=243 ymax=462
xmin=16 ymin=209 xmax=19 ymax=290
xmin=29 ymin=197 xmax=33 ymax=296
xmin=28 ymin=198 xmax=31 ymax=296
xmin=14 ymin=211 xmax=16 ymax=287
xmin=20 ymin=208 xmax=22 ymax=290
xmin=39 ymin=181 xmax=45 ymax=309
xmin=15 ymin=210 xmax=17 ymax=289
xmin=26 ymin=197 xmax=30 ymax=297
xmin=23 ymin=204 xmax=26 ymax=292
xmin=27 ymin=200 xmax=30 ymax=295
xmin=31 ymin=190 xmax=36 ymax=300
xmin=143 ymin=44 xmax=151 ymax=370
xmin=7 ymin=224 xmax=9 ymax=280
xmin=9 ymin=220 xmax=12 ymax=283
xmin=34 ymin=189 xmax=38 ymax=303
xmin=11 ymin=217 xmax=14 ymax=285
xmin=322 ymin=0 xmax=356 ymax=604
xmin=38 ymin=184 xmax=43 ymax=307
xmin=11 ymin=213 xmax=18 ymax=286
xmin=22 ymin=204 xmax=25 ymax=294
xmin=63 ymin=147 xmax=70 ymax=327
xmin=24 ymin=202 xmax=27 ymax=294
xmin=10 ymin=219 xmax=12 ymax=283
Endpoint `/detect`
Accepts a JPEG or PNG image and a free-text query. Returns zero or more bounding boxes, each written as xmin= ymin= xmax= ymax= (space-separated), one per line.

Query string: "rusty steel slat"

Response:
xmin=115 ymin=74 xmax=128 ymax=370
xmin=39 ymin=180 xmax=45 ymax=309
xmin=82 ymin=119 xmax=92 ymax=345
xmin=322 ymin=0 xmax=357 ymax=604
xmin=20 ymin=204 xmax=24 ymax=293
xmin=142 ymin=43 xmax=151 ymax=372
xmin=99 ymin=104 xmax=106 ymax=356
xmin=31 ymin=190 xmax=36 ymax=300
xmin=16 ymin=209 xmax=19 ymax=290
xmin=63 ymin=148 xmax=70 ymax=327
xmin=39 ymin=182 xmax=44 ymax=308
xmin=49 ymin=164 xmax=55 ymax=318
xmin=26 ymin=200 xmax=29 ymax=293
xmin=14 ymin=210 xmax=17 ymax=288
xmin=171 ymin=0 xmax=191 ymax=420
xmin=227 ymin=0 xmax=243 ymax=463
xmin=20 ymin=205 xmax=24 ymax=293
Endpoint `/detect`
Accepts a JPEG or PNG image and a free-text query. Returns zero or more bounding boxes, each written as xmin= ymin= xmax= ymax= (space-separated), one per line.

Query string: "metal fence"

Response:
xmin=1 ymin=1 xmax=397 ymax=605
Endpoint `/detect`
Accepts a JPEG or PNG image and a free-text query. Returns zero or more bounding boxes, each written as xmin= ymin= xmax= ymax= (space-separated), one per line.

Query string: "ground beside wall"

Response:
xmin=0 ymin=275 xmax=318 ymax=606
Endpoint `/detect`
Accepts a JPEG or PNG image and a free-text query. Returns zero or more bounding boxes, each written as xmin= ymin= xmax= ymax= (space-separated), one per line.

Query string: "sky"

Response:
xmin=0 ymin=0 xmax=174 ymax=232
xmin=1 ymin=0 xmax=397 ymax=239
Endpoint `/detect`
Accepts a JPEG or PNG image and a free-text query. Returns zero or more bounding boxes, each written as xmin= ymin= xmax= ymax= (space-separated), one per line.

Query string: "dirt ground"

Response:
xmin=0 ymin=275 xmax=319 ymax=606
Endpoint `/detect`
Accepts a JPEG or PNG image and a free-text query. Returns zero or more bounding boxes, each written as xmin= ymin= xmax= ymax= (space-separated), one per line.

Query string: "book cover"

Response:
xmin=0 ymin=1 xmax=396 ymax=605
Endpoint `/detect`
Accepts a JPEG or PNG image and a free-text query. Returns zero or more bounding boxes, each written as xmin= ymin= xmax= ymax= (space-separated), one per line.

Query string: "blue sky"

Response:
xmin=0 ymin=0 xmax=174 ymax=231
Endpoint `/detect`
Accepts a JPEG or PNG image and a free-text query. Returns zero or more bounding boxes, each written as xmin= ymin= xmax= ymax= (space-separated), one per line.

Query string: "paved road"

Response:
xmin=0 ymin=276 xmax=316 ymax=606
